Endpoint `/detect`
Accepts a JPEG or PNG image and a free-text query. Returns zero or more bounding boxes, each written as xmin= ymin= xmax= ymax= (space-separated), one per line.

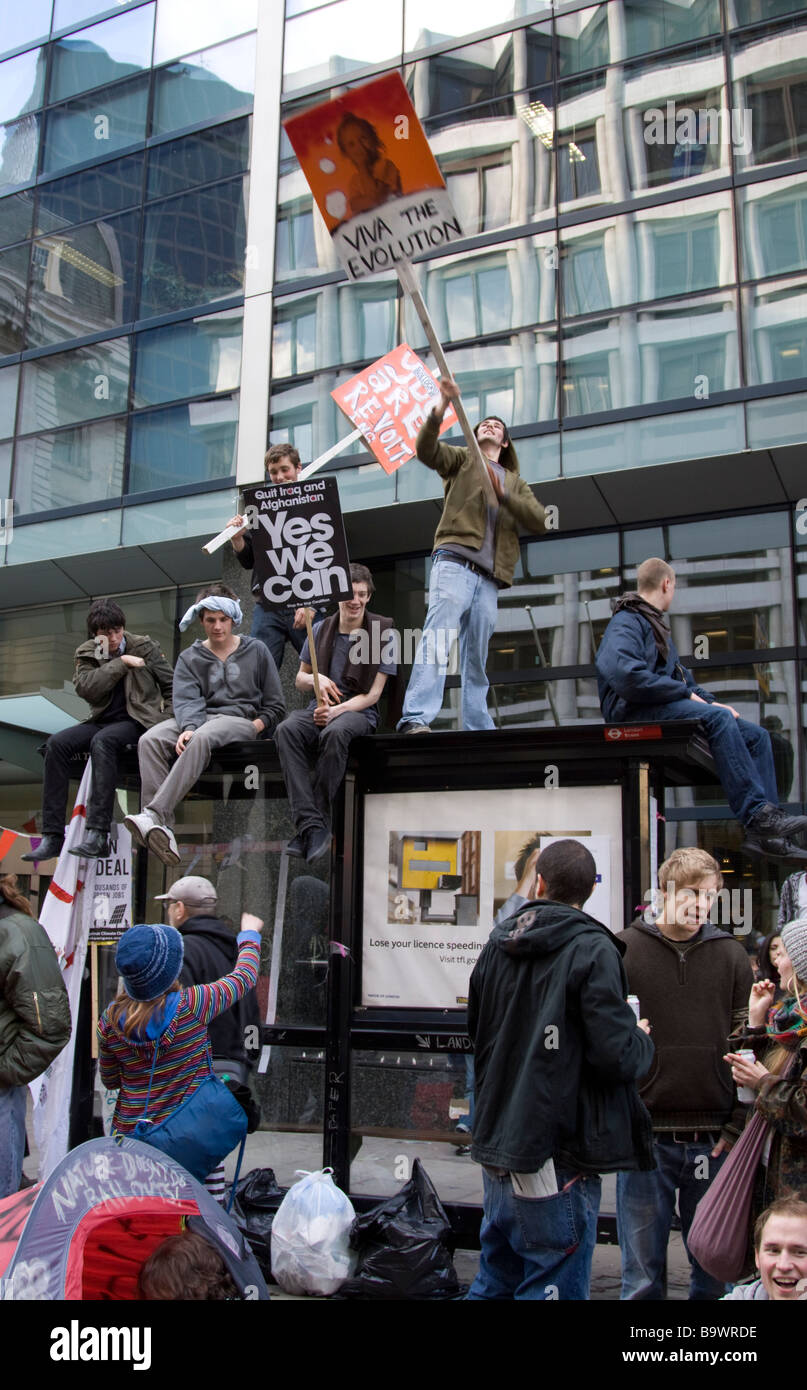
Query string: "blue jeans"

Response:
xmin=0 ymin=1084 xmax=27 ymax=1199
xmin=617 ymin=1135 xmax=728 ymax=1300
xmin=398 ymin=556 xmax=498 ymax=731
xmin=623 ymin=697 xmax=777 ymax=825
xmin=251 ymin=604 xmax=305 ymax=673
xmin=467 ymin=1168 xmax=601 ymax=1300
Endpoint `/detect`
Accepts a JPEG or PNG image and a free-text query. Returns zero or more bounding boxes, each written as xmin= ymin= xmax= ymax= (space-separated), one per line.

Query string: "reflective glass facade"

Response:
xmin=0 ymin=1 xmax=254 ymax=526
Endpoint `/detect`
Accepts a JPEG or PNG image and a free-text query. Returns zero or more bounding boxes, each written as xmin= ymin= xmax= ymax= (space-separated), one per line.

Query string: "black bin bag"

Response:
xmin=340 ymin=1158 xmax=461 ymax=1299
xmin=231 ymin=1167 xmax=285 ymax=1280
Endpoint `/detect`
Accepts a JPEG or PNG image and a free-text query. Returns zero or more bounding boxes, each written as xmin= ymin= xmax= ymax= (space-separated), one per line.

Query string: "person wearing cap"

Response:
xmin=725 ymin=914 xmax=807 ymax=1253
xmin=125 ymin=582 xmax=285 ymax=866
xmin=155 ymin=877 xmax=260 ymax=1159
xmin=397 ymin=376 xmax=546 ymax=733
xmin=97 ymin=914 xmax=263 ymax=1141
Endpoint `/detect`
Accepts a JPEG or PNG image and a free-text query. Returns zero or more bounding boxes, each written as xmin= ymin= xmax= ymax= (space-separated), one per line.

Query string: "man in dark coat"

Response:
xmin=275 ymin=563 xmax=396 ymax=864
xmin=595 ymin=556 xmax=807 ymax=861
xmin=467 ymin=839 xmax=654 ymax=1300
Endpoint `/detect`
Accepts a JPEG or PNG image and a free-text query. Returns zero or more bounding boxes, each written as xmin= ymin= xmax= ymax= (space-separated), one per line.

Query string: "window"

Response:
xmin=35 ymin=154 xmax=143 ymax=233
xmin=133 ymin=309 xmax=242 ymax=407
xmin=151 ymin=33 xmax=255 ymax=136
xmin=18 ymin=338 xmax=130 ymax=434
xmin=41 ymin=76 xmax=149 ymax=175
xmin=146 ymin=118 xmax=250 ymax=200
xmin=276 ymin=204 xmax=317 ymax=278
xmin=48 ymin=6 xmax=155 ymax=104
xmin=439 ymin=261 xmax=512 ymax=340
xmin=12 ymin=417 xmax=126 ymax=513
xmin=26 ymin=211 xmax=139 ymax=349
xmin=128 ymin=397 xmax=238 ymax=492
xmin=557 ymin=132 xmax=600 ymax=204
xmin=443 ymin=154 xmax=512 ymax=236
xmin=0 ymin=243 xmax=30 ymax=354
xmin=650 ymin=215 xmax=720 ymax=298
xmin=561 ymin=352 xmax=612 ymax=415
xmin=272 ymin=302 xmax=316 ymax=379
xmin=563 ymin=234 xmax=610 ymax=316
xmin=139 ymin=178 xmax=246 ymax=317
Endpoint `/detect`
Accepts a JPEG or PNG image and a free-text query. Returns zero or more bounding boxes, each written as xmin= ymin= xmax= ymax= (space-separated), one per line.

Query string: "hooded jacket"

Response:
xmin=172 ymin=635 xmax=285 ymax=734
xmin=178 ymin=914 xmax=259 ymax=1069
xmin=468 ymin=898 xmax=655 ymax=1174
xmin=617 ymin=916 xmax=753 ymax=1137
xmin=415 ymin=413 xmax=546 ymax=587
xmin=595 ymin=605 xmax=715 ymax=723
xmin=0 ymin=904 xmax=72 ymax=1087
xmin=73 ymin=631 xmax=174 ymax=728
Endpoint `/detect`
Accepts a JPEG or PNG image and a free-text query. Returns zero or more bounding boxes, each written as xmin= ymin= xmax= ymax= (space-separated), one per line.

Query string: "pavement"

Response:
xmin=22 ymin=1109 xmax=692 ymax=1300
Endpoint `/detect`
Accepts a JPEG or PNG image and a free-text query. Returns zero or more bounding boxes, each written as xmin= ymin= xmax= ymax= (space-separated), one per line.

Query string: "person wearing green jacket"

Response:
xmin=0 ymin=873 xmax=71 ymax=1197
xmin=397 ymin=377 xmax=547 ymax=732
xmin=22 ymin=598 xmax=174 ymax=863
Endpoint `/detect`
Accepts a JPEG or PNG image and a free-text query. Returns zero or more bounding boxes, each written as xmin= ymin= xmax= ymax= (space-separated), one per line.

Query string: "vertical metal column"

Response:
xmin=322 ymin=772 xmax=358 ymax=1190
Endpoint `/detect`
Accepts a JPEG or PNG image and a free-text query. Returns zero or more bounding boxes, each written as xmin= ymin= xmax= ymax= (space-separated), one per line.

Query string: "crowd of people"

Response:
xmin=2 ymin=382 xmax=807 ymax=1303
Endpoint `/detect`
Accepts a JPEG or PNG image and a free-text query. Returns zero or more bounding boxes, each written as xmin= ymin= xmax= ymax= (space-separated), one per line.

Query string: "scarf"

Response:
xmin=611 ymin=592 xmax=671 ymax=660
xmin=765 ymin=993 xmax=807 ymax=1044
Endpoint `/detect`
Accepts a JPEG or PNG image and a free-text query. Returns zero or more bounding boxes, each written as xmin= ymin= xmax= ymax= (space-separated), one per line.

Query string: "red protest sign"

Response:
xmin=283 ymin=71 xmax=462 ymax=283
xmin=331 ymin=345 xmax=456 ymax=474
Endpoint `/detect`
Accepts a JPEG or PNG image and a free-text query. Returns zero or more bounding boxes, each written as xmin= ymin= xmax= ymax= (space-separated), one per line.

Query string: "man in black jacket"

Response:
xmin=275 ymin=564 xmax=395 ymax=864
xmin=467 ymin=839 xmax=654 ymax=1301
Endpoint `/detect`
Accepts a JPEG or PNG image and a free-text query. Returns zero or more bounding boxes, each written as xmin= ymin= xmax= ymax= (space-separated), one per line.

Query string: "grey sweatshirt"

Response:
xmin=172 ymin=636 xmax=285 ymax=733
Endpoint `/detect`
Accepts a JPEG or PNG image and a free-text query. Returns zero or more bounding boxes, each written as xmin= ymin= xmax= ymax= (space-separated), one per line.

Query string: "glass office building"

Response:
xmin=1 ymin=0 xmax=806 ymax=905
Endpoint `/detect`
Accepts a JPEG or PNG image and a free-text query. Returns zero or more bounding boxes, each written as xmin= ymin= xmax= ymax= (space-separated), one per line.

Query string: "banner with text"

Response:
xmin=331 ymin=344 xmax=456 ymax=473
xmin=283 ymin=71 xmax=462 ymax=283
xmin=241 ymin=476 xmax=352 ymax=613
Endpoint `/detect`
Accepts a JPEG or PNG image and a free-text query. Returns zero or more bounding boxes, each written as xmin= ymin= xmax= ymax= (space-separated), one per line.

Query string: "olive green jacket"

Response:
xmin=415 ymin=413 xmax=546 ymax=586
xmin=72 ymin=631 xmax=174 ymax=729
xmin=0 ymin=905 xmax=72 ymax=1087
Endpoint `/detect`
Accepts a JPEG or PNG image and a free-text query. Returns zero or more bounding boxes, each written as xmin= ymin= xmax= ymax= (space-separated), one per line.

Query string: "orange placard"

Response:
xmin=331 ymin=345 xmax=456 ymax=474
xmin=284 ymin=71 xmax=462 ymax=282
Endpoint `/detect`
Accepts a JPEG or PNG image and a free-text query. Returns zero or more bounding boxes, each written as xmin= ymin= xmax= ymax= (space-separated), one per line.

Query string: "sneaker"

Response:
xmin=146 ymin=820 xmax=181 ymax=867
xmin=400 ymin=723 xmax=431 ymax=734
xmin=21 ymin=834 xmax=63 ymax=862
xmin=773 ymin=807 xmax=807 ymax=846
xmin=747 ymin=803 xmax=807 ymax=846
xmin=741 ymin=828 xmax=807 ymax=863
xmin=68 ymin=828 xmax=111 ymax=859
xmin=284 ymin=834 xmax=306 ymax=857
xmin=305 ymin=822 xmax=331 ymax=863
xmin=124 ymin=809 xmax=160 ymax=849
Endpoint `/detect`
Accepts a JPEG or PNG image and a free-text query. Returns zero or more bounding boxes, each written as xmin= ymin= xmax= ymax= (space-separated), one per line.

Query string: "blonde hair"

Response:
xmin=637 ymin=557 xmax=675 ymax=593
xmin=658 ymin=847 xmax=723 ymax=893
xmin=106 ymin=984 xmax=181 ymax=1040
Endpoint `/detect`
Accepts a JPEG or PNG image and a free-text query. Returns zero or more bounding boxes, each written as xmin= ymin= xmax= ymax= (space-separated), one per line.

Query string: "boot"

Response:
xmin=21 ymin=834 xmax=63 ymax=861
xmin=741 ymin=826 xmax=807 ymax=863
xmin=746 ymin=804 xmax=807 ymax=850
xmin=68 ymin=828 xmax=111 ymax=859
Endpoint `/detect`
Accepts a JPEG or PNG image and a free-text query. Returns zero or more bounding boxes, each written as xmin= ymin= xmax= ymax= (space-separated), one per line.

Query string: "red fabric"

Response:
xmin=63 ymin=1198 xmax=199 ymax=1299
xmin=0 ymin=1186 xmax=39 ymax=1278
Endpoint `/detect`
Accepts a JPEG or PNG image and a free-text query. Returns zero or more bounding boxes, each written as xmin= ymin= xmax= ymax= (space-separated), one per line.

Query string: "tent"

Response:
xmin=0 ymin=1137 xmax=269 ymax=1300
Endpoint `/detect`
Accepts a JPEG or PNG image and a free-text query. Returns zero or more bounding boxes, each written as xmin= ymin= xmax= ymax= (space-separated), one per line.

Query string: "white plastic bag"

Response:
xmin=270 ymin=1168 xmax=357 ymax=1296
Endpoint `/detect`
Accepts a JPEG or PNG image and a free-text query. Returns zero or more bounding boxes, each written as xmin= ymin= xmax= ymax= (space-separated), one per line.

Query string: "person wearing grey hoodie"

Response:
xmin=126 ymin=584 xmax=284 ymax=865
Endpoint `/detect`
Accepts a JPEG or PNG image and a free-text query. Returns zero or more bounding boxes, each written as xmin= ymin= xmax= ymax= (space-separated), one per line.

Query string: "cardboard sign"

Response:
xmin=283 ymin=71 xmax=462 ymax=282
xmin=241 ymin=476 xmax=352 ymax=613
xmin=331 ymin=344 xmax=456 ymax=474
xmin=87 ymin=825 xmax=133 ymax=944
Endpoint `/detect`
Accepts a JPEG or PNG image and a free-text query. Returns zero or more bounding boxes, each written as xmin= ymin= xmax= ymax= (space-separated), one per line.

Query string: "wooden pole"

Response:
xmin=90 ymin=942 xmax=99 ymax=1059
xmin=396 ymin=261 xmax=496 ymax=505
xmin=305 ymin=608 xmax=322 ymax=707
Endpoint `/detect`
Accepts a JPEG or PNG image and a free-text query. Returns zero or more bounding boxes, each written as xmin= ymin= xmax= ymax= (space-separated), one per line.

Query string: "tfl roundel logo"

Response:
xmin=605 ymin=727 xmax=623 ymax=740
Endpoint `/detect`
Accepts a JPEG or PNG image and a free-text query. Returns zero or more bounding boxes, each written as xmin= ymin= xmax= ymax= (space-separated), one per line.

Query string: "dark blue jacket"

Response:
xmin=595 ymin=608 xmax=714 ymax=723
xmin=468 ymin=899 xmax=655 ymax=1174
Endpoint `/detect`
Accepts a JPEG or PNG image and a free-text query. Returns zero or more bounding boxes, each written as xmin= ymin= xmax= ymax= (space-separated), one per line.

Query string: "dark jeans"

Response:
xmin=41 ymin=718 xmax=143 ymax=834
xmin=275 ymin=708 xmax=373 ymax=834
xmin=251 ymin=605 xmax=306 ymax=673
xmin=624 ymin=697 xmax=778 ymax=825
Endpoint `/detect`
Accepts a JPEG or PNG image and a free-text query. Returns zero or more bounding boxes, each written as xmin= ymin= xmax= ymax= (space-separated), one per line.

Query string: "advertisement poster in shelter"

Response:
xmin=283 ymin=71 xmax=462 ymax=282
xmin=331 ymin=344 xmax=457 ymax=473
xmin=361 ymin=786 xmax=623 ymax=1010
xmin=241 ymin=476 xmax=352 ymax=613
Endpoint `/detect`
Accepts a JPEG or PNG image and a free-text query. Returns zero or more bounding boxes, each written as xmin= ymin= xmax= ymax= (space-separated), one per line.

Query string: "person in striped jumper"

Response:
xmin=97 ymin=915 xmax=262 ymax=1141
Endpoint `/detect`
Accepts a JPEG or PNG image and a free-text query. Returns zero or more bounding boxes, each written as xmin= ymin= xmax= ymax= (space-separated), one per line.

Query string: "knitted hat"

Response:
xmin=115 ymin=924 xmax=184 ymax=1001
xmin=781 ymin=916 xmax=807 ymax=987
